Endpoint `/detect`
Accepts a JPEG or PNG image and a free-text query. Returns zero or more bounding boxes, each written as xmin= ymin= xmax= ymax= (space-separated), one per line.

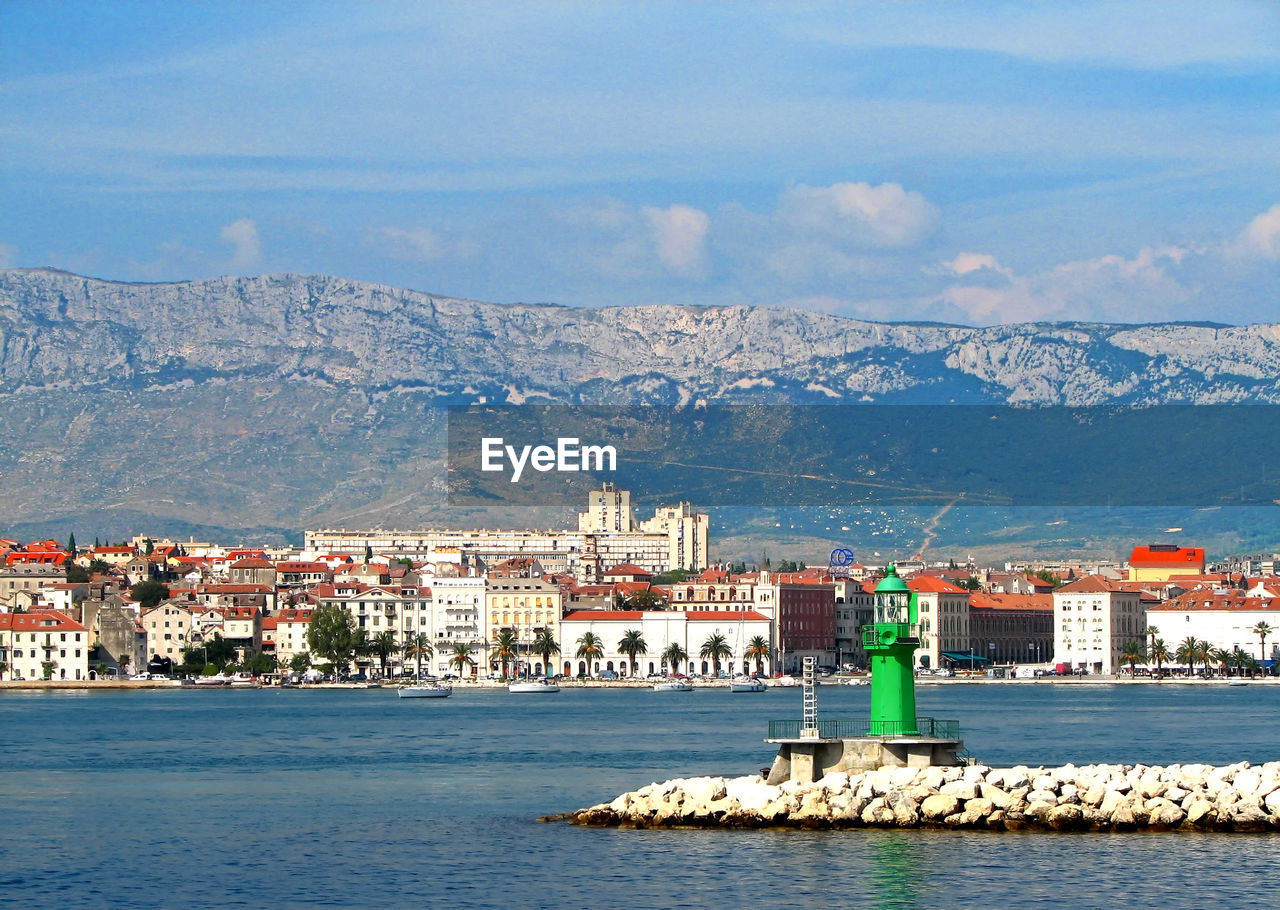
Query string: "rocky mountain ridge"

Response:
xmin=2 ymin=268 xmax=1278 ymax=544
xmin=4 ymin=268 xmax=1278 ymax=406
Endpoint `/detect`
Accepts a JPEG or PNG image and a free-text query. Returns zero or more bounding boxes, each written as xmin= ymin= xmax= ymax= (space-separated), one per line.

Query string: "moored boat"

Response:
xmin=653 ymin=678 xmax=693 ymax=692
xmin=729 ymin=676 xmax=766 ymax=693
xmin=397 ymin=682 xmax=451 ymax=698
xmin=192 ymin=673 xmax=232 ymax=687
xmin=508 ymin=677 xmax=560 ymax=694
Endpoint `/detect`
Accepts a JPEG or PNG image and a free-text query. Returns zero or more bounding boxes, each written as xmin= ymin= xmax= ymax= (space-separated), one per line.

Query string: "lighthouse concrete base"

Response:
xmin=765 ymin=736 xmax=965 ymax=784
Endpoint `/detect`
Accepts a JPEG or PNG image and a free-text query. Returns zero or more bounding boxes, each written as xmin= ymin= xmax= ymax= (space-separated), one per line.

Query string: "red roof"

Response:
xmin=604 ymin=563 xmax=652 ymax=576
xmin=908 ymin=577 xmax=965 ymax=594
xmin=1057 ymin=575 xmax=1131 ymax=594
xmin=1129 ymin=545 xmax=1205 ymax=566
xmin=0 ymin=610 xmax=87 ymax=632
xmin=685 ymin=610 xmax=769 ymax=621
xmin=969 ymin=593 xmax=1053 ymax=612
xmin=562 ymin=610 xmax=646 ymax=621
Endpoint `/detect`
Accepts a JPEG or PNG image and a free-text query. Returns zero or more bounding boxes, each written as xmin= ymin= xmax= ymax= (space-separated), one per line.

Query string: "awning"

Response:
xmin=940 ymin=651 xmax=992 ymax=664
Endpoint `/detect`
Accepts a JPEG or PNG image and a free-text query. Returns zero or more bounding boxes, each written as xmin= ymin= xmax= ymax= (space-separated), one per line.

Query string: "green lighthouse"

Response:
xmin=864 ymin=563 xmax=920 ymax=736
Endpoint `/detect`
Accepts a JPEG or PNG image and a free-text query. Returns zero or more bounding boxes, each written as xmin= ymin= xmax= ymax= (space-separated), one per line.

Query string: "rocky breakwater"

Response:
xmin=561 ymin=761 xmax=1280 ymax=833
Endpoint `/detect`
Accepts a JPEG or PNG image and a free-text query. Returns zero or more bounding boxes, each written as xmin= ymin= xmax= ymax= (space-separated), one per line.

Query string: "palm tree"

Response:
xmin=575 ymin=631 xmax=604 ymax=676
xmin=449 ymin=642 xmax=476 ymax=678
xmin=531 ymin=628 xmax=560 ymax=678
xmin=1197 ymin=638 xmax=1215 ymax=676
xmin=1176 ymin=636 xmax=1200 ymax=675
xmin=1149 ymin=637 xmax=1170 ymax=679
xmin=491 ymin=628 xmax=518 ymax=679
xmin=661 ymin=642 xmax=687 ymax=676
xmin=403 ymin=633 xmax=433 ymax=679
xmin=746 ymin=635 xmax=770 ymax=676
xmin=371 ymin=630 xmax=398 ymax=679
xmin=700 ymin=632 xmax=733 ymax=678
xmin=1120 ymin=639 xmax=1145 ymax=676
xmin=1251 ymin=621 xmax=1275 ymax=676
xmin=617 ymin=629 xmax=647 ymax=677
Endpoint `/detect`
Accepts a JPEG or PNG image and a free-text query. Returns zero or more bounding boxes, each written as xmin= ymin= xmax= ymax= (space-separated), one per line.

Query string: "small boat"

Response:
xmin=397 ymin=682 xmax=451 ymax=698
xmin=192 ymin=673 xmax=232 ymax=687
xmin=653 ymin=678 xmax=693 ymax=692
xmin=1227 ymin=680 xmax=1249 ymax=687
xmin=842 ymin=677 xmax=870 ymax=686
xmin=229 ymin=673 xmax=261 ymax=688
xmin=508 ymin=677 xmax=560 ymax=694
xmin=772 ymin=675 xmax=799 ymax=688
xmin=729 ymin=676 xmax=767 ymax=693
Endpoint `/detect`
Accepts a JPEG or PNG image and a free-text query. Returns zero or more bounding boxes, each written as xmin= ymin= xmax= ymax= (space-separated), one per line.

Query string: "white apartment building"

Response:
xmin=312 ymin=583 xmax=434 ymax=675
xmin=909 ymin=577 xmax=972 ymax=671
xmin=305 ymin=486 xmax=710 ymax=581
xmin=1148 ymin=589 xmax=1280 ymax=668
xmin=1053 ymin=575 xmax=1144 ymax=675
xmin=273 ymin=608 xmax=314 ymax=668
xmin=558 ymin=609 xmax=772 ymax=678
xmin=0 ymin=610 xmax=90 ymax=680
xmin=142 ymin=602 xmax=195 ymax=664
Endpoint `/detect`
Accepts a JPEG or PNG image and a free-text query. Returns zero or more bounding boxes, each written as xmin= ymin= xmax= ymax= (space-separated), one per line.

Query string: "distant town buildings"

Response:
xmin=3 ymin=511 xmax=1280 ymax=683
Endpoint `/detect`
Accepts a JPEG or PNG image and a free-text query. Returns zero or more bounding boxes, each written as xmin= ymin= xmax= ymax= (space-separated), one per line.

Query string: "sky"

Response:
xmin=2 ymin=0 xmax=1278 ymax=326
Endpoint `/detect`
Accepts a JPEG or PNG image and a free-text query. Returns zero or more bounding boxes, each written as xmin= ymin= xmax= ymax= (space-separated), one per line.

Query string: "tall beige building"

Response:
xmin=640 ymin=502 xmax=709 ymax=574
xmin=578 ymin=483 xmax=635 ymax=532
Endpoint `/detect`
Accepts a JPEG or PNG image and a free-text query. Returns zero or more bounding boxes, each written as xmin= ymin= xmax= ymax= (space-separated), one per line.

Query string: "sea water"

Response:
xmin=1 ymin=683 xmax=1276 ymax=908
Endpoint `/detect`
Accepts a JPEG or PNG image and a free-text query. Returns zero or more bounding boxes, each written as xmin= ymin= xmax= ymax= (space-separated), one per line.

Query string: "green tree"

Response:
xmin=746 ymin=635 xmax=771 ymax=675
xmin=0 ymin=660 xmax=7 ymax=680
xmin=1197 ymin=638 xmax=1215 ymax=676
xmin=1033 ymin=569 xmax=1061 ymax=588
xmin=492 ymin=628 xmax=519 ymax=679
xmin=1251 ymin=621 xmax=1274 ymax=675
xmin=650 ymin=570 xmax=691 ymax=586
xmin=1176 ymin=636 xmax=1200 ymax=674
xmin=617 ymin=629 xmax=647 ymax=676
xmin=618 ymin=589 xmax=669 ymax=610
xmin=370 ymin=630 xmax=399 ymax=679
xmin=1149 ymin=638 xmax=1170 ymax=678
xmin=700 ymin=633 xmax=733 ymax=677
xmin=364 ymin=544 xmax=373 ymax=563
xmin=306 ymin=603 xmax=359 ymax=676
xmin=289 ymin=652 xmax=312 ymax=674
xmin=246 ymin=651 xmax=276 ymax=676
xmin=1120 ymin=640 xmax=1145 ymax=676
xmin=130 ymin=579 xmax=170 ymax=609
xmin=575 ymin=632 xmax=604 ymax=675
xmin=403 ymin=633 xmax=433 ymax=679
xmin=449 ymin=642 xmax=476 ymax=677
xmin=532 ymin=628 xmax=560 ymax=678
xmin=661 ymin=642 xmax=687 ymax=676
xmin=66 ymin=563 xmax=91 ymax=583
xmin=67 ymin=532 xmax=77 ymax=557
xmin=41 ymin=660 xmax=56 ymax=680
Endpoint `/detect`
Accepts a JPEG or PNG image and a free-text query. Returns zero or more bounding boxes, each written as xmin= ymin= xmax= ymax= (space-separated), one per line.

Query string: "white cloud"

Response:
xmin=936 ymin=245 xmax=1196 ymax=324
xmin=778 ymin=181 xmax=939 ymax=248
xmin=641 ymin=204 xmax=710 ymax=277
xmin=943 ymin=251 xmax=1012 ymax=279
xmin=1236 ymin=203 xmax=1280 ymax=260
xmin=219 ymin=218 xmax=262 ymax=270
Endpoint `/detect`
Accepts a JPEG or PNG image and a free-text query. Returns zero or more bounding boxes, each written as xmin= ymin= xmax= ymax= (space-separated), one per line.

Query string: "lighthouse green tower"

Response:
xmin=864 ymin=563 xmax=920 ymax=736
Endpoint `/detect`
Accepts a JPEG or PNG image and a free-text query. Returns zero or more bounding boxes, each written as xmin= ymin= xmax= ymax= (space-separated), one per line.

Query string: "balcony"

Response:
xmin=861 ymin=623 xmax=919 ymax=648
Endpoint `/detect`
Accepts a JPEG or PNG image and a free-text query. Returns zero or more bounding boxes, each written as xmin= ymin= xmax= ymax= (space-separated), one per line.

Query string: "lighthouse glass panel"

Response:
xmin=876 ymin=592 xmax=909 ymax=623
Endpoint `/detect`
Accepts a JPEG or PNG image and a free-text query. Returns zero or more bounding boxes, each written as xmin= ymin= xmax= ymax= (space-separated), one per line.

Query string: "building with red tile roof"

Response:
xmin=0 ymin=610 xmax=90 ymax=680
xmin=1128 ymin=544 xmax=1205 ymax=582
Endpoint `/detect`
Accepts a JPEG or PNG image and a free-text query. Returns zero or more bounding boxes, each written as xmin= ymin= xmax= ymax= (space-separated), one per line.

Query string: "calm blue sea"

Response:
xmin=1 ymin=683 xmax=1277 ymax=909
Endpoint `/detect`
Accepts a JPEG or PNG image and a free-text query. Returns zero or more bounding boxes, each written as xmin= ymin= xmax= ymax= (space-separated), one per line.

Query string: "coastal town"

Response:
xmin=1 ymin=484 xmax=1277 ymax=686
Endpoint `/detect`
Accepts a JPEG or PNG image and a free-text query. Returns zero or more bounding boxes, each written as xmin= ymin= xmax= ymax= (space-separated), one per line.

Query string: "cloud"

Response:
xmin=1236 ymin=203 xmax=1280 ymax=260
xmin=935 ymin=245 xmax=1195 ymax=324
xmin=376 ymin=226 xmax=479 ymax=263
xmin=778 ymin=181 xmax=939 ymax=248
xmin=641 ymin=204 xmax=710 ymax=277
xmin=943 ymin=252 xmax=1012 ymax=279
xmin=219 ymin=218 xmax=262 ymax=269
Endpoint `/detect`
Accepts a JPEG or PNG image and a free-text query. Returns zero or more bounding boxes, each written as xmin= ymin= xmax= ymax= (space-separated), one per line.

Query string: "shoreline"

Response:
xmin=1 ymin=675 xmax=1277 ymax=692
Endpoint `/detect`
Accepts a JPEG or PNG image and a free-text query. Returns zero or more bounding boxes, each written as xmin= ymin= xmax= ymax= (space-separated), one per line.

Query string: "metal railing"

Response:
xmin=861 ymin=623 xmax=919 ymax=647
xmin=767 ymin=717 xmax=960 ymax=740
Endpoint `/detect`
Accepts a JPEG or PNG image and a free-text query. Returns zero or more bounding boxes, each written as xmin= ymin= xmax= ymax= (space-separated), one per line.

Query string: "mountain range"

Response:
xmin=3 ymin=268 xmax=1278 ymax=558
